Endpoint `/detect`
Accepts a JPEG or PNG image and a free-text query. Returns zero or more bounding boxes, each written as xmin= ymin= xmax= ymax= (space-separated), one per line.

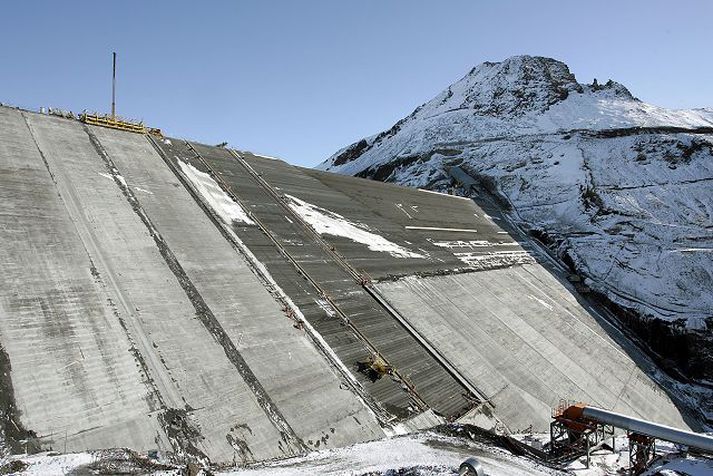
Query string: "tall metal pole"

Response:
xmin=111 ymin=52 xmax=117 ymax=118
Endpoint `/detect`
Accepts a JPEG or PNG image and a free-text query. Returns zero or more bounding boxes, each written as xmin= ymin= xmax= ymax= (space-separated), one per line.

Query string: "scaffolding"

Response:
xmin=549 ymin=400 xmax=615 ymax=468
xmin=628 ymin=432 xmax=657 ymax=475
xmin=79 ymin=112 xmax=162 ymax=136
xmin=549 ymin=402 xmax=713 ymax=475
xmin=80 ymin=112 xmax=145 ymax=133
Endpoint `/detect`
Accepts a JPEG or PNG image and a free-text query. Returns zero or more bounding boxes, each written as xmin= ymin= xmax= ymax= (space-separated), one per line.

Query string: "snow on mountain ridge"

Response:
xmin=321 ymin=56 xmax=713 ymax=176
xmin=417 ymin=55 xmax=586 ymax=118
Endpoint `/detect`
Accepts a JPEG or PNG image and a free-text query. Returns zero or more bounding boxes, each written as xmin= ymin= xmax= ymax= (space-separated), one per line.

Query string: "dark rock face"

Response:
xmin=589 ymin=78 xmax=635 ymax=98
xmin=333 ymin=139 xmax=370 ymax=166
xmin=450 ymin=55 xmax=584 ymax=116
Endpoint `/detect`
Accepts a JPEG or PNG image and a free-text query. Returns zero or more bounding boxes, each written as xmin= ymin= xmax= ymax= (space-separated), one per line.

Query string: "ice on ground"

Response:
xmin=452 ymin=250 xmax=535 ymax=269
xmin=570 ymin=437 xmax=713 ymax=476
xmin=432 ymin=240 xmax=534 ymax=269
xmin=4 ymin=433 xmax=711 ymax=475
xmin=177 ymin=159 xmax=255 ymax=226
xmin=510 ymin=433 xmax=713 ymax=476
xmin=11 ymin=452 xmax=96 ymax=476
xmin=433 ymin=240 xmax=520 ymax=249
xmin=219 ymin=432 xmax=561 ymax=476
xmin=642 ymin=455 xmax=713 ymax=476
xmin=284 ymin=194 xmax=426 ymax=259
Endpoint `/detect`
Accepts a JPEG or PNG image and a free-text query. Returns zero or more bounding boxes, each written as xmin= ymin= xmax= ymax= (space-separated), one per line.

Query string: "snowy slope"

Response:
xmin=6 ymin=431 xmax=712 ymax=476
xmin=320 ymin=56 xmax=713 ymax=378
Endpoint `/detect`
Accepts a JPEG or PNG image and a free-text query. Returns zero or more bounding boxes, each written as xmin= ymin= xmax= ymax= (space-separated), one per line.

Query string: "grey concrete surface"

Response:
xmin=0 ymin=107 xmax=165 ymax=453
xmin=375 ymin=267 xmax=692 ymax=432
xmin=0 ymin=106 xmax=700 ymax=465
xmin=19 ymin=112 xmax=293 ymax=463
xmin=92 ymin=127 xmax=385 ymax=451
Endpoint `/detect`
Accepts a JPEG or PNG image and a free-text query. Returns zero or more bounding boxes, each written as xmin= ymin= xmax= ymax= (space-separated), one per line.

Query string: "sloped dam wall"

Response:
xmin=0 ymin=106 xmax=700 ymax=464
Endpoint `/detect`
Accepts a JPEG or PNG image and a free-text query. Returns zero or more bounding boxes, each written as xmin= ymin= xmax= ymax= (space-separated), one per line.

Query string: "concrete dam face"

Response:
xmin=0 ymin=106 xmax=697 ymax=464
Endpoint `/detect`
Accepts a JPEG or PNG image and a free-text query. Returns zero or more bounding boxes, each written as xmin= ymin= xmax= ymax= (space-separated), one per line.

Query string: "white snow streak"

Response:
xmin=133 ymin=186 xmax=154 ymax=195
xmin=315 ymin=298 xmax=337 ymax=317
xmin=418 ymin=188 xmax=471 ymax=200
xmin=15 ymin=452 xmax=96 ymax=476
xmin=405 ymin=225 xmax=478 ymax=233
xmin=177 ymin=159 xmax=254 ymax=226
xmin=285 ymin=194 xmax=425 ymax=259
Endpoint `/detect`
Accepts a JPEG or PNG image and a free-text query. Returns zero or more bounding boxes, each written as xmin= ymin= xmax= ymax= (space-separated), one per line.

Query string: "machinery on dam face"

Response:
xmin=78 ymin=52 xmax=162 ymax=136
xmin=79 ymin=112 xmax=151 ymax=134
xmin=550 ymin=401 xmax=713 ymax=474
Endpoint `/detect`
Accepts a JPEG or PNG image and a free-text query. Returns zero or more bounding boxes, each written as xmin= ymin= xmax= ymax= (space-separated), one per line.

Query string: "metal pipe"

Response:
xmin=581 ymin=406 xmax=713 ymax=453
xmin=459 ymin=457 xmax=485 ymax=476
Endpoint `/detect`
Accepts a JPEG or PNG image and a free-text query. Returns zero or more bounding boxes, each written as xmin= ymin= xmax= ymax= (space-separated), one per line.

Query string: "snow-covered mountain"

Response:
xmin=319 ymin=55 xmax=713 ymax=379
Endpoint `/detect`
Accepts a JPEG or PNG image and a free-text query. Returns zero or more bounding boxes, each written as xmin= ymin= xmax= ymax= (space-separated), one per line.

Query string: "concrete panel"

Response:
xmin=21 ymin=113 xmax=291 ymax=463
xmin=376 ymin=266 xmax=691 ymax=432
xmin=92 ymin=128 xmax=384 ymax=450
xmin=0 ymin=107 xmax=164 ymax=453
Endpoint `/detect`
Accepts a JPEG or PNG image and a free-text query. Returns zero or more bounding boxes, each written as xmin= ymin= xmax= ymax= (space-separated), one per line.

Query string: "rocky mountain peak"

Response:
xmin=421 ymin=55 xmax=582 ymax=117
xmin=323 ymin=55 xmax=711 ymax=172
xmin=585 ymin=77 xmax=634 ymax=99
xmin=417 ymin=55 xmax=637 ymax=119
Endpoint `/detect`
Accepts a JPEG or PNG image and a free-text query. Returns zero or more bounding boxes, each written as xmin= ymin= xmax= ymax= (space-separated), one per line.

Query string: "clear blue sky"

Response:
xmin=1 ymin=1 xmax=710 ymax=167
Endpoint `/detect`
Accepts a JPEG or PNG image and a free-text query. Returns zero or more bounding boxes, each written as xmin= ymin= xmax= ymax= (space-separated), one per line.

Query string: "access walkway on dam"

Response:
xmin=0 ymin=105 xmax=700 ymax=465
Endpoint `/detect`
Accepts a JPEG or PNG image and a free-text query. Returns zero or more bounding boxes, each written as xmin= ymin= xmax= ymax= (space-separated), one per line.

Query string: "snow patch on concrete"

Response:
xmin=133 ymin=186 xmax=154 ymax=195
xmin=177 ymin=159 xmax=254 ymax=226
xmin=284 ymin=194 xmax=425 ymax=259
xmin=315 ymin=298 xmax=337 ymax=317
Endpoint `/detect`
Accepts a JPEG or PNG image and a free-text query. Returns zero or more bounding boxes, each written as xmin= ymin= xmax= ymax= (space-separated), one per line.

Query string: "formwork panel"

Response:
xmin=235 ymin=153 xmax=478 ymax=417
